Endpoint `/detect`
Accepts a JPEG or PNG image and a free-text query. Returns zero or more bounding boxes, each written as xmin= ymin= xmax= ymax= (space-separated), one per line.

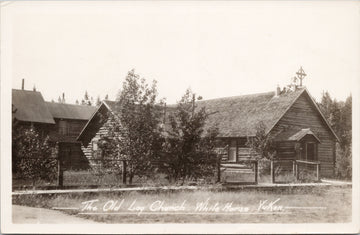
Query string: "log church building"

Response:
xmin=12 ymin=79 xmax=339 ymax=178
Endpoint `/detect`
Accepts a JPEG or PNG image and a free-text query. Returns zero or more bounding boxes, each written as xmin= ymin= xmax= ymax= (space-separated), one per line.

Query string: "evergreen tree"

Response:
xmin=96 ymin=96 xmax=101 ymax=106
xmin=82 ymin=91 xmax=92 ymax=106
xmin=161 ymin=89 xmax=219 ymax=183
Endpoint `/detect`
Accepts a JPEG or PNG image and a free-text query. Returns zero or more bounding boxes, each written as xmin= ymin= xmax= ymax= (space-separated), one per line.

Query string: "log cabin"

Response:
xmin=12 ymin=88 xmax=96 ymax=170
xmin=77 ymin=87 xmax=339 ymax=178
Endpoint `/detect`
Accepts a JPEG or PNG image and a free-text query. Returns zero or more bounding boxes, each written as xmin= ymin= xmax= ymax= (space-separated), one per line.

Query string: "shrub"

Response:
xmin=161 ymin=89 xmax=219 ymax=184
xmin=13 ymin=127 xmax=57 ymax=186
xmin=335 ymin=143 xmax=352 ymax=180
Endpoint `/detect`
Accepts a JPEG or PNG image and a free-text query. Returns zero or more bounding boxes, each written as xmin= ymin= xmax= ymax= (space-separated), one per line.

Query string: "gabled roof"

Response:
xmin=77 ymin=87 xmax=339 ymax=142
xmin=194 ymin=88 xmax=306 ymax=137
xmin=77 ymin=100 xmax=168 ymax=141
xmin=45 ymin=102 xmax=96 ymax=120
xmin=77 ymin=101 xmax=112 ymax=141
xmin=274 ymin=128 xmax=321 ymax=143
xmin=197 ymin=87 xmax=339 ymax=140
xmin=290 ymin=129 xmax=321 ymax=142
xmin=12 ymin=89 xmax=55 ymax=124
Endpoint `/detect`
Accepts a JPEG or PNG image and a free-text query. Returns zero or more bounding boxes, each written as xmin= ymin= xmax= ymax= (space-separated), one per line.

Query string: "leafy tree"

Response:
xmin=245 ymin=122 xmax=276 ymax=176
xmin=246 ymin=121 xmax=276 ymax=160
xmin=161 ymin=89 xmax=219 ymax=184
xmin=12 ymin=126 xmax=57 ymax=186
xmin=98 ymin=69 xmax=163 ymax=184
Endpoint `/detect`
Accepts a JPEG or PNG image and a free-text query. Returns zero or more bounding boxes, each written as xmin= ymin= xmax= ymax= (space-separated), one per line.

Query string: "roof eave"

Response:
xmin=265 ymin=88 xmax=306 ymax=136
xmin=76 ymin=102 xmax=109 ymax=141
xmin=15 ymin=118 xmax=55 ymax=125
xmin=303 ymin=87 xmax=340 ymax=142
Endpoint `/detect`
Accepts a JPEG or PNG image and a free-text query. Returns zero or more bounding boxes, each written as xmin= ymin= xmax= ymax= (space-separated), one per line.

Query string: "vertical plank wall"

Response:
xmin=270 ymin=92 xmax=336 ymax=177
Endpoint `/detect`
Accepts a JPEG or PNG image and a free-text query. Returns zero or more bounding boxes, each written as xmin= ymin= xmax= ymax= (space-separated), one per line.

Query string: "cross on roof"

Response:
xmin=296 ymin=66 xmax=306 ymax=87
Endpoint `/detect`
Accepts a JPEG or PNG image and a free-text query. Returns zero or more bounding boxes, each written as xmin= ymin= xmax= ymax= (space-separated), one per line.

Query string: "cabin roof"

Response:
xmin=77 ymin=87 xmax=339 ymax=141
xmin=12 ymin=89 xmax=55 ymax=124
xmin=192 ymin=88 xmax=306 ymax=137
xmin=45 ymin=102 xmax=97 ymax=120
xmin=274 ymin=128 xmax=321 ymax=143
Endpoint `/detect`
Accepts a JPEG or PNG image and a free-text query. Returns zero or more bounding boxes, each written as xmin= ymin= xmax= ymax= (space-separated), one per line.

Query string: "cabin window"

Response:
xmin=68 ymin=121 xmax=85 ymax=137
xmin=59 ymin=120 xmax=67 ymax=135
xmin=92 ymin=141 xmax=98 ymax=151
xmin=92 ymin=141 xmax=99 ymax=159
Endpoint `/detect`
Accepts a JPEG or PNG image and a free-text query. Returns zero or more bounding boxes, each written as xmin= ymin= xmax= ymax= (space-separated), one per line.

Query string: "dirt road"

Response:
xmin=12 ymin=205 xmax=99 ymax=224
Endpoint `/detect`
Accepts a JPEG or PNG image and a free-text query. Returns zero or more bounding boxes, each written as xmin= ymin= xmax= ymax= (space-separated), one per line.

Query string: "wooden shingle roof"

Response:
xmin=101 ymin=89 xmax=305 ymax=138
xmin=193 ymin=88 xmax=306 ymax=137
xmin=273 ymin=128 xmax=321 ymax=143
xmin=46 ymin=102 xmax=96 ymax=120
xmin=12 ymin=89 xmax=55 ymax=124
xmin=78 ymin=87 xmax=339 ymax=141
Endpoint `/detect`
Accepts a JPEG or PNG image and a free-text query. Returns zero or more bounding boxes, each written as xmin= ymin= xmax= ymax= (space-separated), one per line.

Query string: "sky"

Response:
xmin=4 ymin=1 xmax=360 ymax=104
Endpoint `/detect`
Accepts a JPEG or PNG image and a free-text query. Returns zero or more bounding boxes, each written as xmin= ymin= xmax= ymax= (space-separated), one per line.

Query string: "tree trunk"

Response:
xmin=122 ymin=160 xmax=127 ymax=185
xmin=57 ymin=154 xmax=63 ymax=188
xmin=217 ymin=157 xmax=221 ymax=183
xmin=129 ymin=173 xmax=133 ymax=185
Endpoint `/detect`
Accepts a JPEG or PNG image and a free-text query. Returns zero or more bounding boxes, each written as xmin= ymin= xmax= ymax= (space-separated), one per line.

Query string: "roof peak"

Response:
xmin=12 ymin=88 xmax=41 ymax=94
xmin=45 ymin=101 xmax=96 ymax=108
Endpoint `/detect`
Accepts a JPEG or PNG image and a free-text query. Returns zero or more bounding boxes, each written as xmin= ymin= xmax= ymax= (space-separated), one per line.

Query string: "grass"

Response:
xmin=13 ymin=185 xmax=351 ymax=223
xmin=13 ymin=167 xmax=322 ymax=190
xmin=13 ymin=171 xmax=172 ymax=189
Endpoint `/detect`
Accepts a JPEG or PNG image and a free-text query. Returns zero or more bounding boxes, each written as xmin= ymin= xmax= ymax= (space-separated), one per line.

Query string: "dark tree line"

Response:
xmin=318 ymin=91 xmax=352 ymax=179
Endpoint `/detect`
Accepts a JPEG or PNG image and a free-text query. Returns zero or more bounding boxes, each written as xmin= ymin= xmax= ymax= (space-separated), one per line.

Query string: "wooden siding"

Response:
xmin=270 ymin=92 xmax=336 ymax=177
xmin=59 ymin=142 xmax=89 ymax=170
xmin=54 ymin=119 xmax=88 ymax=138
xmin=276 ymin=141 xmax=296 ymax=159
xmin=79 ymin=106 xmax=121 ymax=168
xmin=216 ymin=137 xmax=252 ymax=162
xmin=81 ymin=117 xmax=113 ymax=168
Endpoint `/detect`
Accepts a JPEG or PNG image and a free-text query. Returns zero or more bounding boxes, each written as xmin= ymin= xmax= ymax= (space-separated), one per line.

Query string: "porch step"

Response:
xmin=221 ymin=164 xmax=249 ymax=169
xmin=223 ymin=169 xmax=254 ymax=174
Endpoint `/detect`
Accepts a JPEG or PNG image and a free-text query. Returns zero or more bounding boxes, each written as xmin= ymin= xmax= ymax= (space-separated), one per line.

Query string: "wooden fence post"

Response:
xmin=295 ymin=161 xmax=299 ymax=180
xmin=217 ymin=158 xmax=221 ymax=183
xmin=122 ymin=160 xmax=127 ymax=185
xmin=292 ymin=160 xmax=296 ymax=176
xmin=254 ymin=161 xmax=258 ymax=185
xmin=316 ymin=163 xmax=320 ymax=181
xmin=270 ymin=160 xmax=275 ymax=184
xmin=57 ymin=155 xmax=63 ymax=188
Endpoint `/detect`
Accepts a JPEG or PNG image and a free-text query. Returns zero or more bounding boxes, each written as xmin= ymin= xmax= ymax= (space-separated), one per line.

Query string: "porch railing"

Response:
xmin=270 ymin=159 xmax=321 ymax=183
xmin=295 ymin=160 xmax=321 ymax=182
